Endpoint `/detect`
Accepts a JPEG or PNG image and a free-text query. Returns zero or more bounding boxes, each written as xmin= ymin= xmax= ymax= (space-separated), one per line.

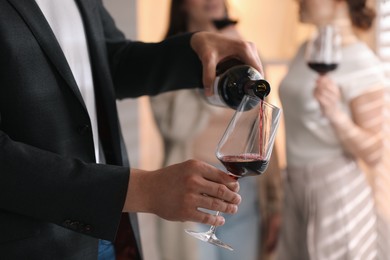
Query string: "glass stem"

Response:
xmin=208 ymin=211 xmax=221 ymax=235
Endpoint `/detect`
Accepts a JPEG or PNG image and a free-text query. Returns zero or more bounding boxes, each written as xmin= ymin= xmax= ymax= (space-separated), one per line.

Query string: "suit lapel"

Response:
xmin=7 ymin=0 xmax=88 ymax=113
xmin=75 ymin=0 xmax=117 ymax=103
xmin=75 ymin=0 xmax=99 ymax=41
xmin=76 ymin=0 xmax=126 ymax=165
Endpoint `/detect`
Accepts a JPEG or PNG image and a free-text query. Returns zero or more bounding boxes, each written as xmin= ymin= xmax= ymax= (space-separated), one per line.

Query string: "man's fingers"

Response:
xmin=191 ymin=32 xmax=264 ymax=93
xmin=202 ymin=54 xmax=217 ymax=96
xmin=182 ymin=160 xmax=240 ymax=194
xmin=195 ymin=182 xmax=241 ymax=211
xmin=235 ymin=41 xmax=263 ymax=76
xmin=199 ymin=164 xmax=240 ymax=192
xmin=190 ymin=210 xmax=226 ymax=226
xmin=187 ymin=194 xmax=239 ymax=225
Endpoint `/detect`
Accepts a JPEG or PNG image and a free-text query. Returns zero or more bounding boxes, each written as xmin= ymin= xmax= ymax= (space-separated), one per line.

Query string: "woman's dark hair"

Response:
xmin=165 ymin=0 xmax=235 ymax=38
xmin=345 ymin=0 xmax=376 ymax=30
xmin=165 ymin=0 xmax=187 ymax=38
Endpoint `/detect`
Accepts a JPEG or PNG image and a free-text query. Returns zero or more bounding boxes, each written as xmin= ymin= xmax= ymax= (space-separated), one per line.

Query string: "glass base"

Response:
xmin=185 ymin=229 xmax=234 ymax=251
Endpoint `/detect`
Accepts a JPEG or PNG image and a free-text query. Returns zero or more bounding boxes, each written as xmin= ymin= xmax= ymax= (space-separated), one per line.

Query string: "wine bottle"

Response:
xmin=205 ymin=59 xmax=271 ymax=109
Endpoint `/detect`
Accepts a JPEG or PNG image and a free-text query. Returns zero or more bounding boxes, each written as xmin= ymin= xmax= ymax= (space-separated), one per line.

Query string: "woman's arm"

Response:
xmin=314 ymin=76 xmax=385 ymax=167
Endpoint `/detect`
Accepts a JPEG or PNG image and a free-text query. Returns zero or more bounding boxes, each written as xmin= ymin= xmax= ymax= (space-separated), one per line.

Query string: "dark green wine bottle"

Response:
xmin=206 ymin=59 xmax=271 ymax=110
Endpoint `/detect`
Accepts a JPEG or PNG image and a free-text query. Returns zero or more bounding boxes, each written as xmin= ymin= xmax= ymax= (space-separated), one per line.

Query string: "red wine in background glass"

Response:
xmin=218 ymin=154 xmax=269 ymax=178
xmin=307 ymin=62 xmax=338 ymax=75
xmin=305 ymin=26 xmax=341 ymax=75
xmin=212 ymin=18 xmax=238 ymax=30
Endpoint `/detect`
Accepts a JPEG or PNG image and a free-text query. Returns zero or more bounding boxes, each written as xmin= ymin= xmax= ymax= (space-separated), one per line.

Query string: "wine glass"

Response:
xmin=185 ymin=95 xmax=281 ymax=250
xmin=306 ymin=25 xmax=341 ymax=75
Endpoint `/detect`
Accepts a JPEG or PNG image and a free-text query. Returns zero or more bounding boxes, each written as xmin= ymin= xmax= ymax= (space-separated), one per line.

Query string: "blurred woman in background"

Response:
xmin=151 ymin=0 xmax=282 ymax=259
xmin=276 ymin=0 xmax=389 ymax=259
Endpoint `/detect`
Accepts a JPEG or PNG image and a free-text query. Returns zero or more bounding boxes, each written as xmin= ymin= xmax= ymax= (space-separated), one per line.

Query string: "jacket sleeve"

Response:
xmin=0 ymin=0 xmax=138 ymax=243
xmin=0 ymin=131 xmax=129 ymax=241
xmin=98 ymin=2 xmax=203 ymax=99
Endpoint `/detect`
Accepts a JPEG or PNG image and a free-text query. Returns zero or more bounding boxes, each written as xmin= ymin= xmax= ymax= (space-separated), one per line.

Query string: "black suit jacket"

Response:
xmin=0 ymin=0 xmax=202 ymax=259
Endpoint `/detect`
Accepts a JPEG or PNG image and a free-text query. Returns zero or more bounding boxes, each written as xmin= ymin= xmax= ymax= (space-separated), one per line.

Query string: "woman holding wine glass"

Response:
xmin=276 ymin=0 xmax=389 ymax=259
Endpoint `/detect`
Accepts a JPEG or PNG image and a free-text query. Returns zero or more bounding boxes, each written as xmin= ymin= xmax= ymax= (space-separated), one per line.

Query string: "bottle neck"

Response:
xmin=244 ymin=79 xmax=271 ymax=99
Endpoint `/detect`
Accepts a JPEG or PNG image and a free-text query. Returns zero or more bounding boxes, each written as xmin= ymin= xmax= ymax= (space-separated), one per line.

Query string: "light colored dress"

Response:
xmin=276 ymin=41 xmax=388 ymax=260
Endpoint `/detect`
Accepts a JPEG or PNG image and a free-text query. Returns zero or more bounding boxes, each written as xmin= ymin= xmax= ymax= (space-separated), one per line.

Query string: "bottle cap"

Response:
xmin=256 ymin=80 xmax=271 ymax=98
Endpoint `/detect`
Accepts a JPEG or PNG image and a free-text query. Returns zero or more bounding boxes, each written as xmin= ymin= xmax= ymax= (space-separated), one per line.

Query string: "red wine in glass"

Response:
xmin=218 ymin=154 xmax=269 ymax=178
xmin=305 ymin=25 xmax=341 ymax=75
xmin=307 ymin=62 xmax=338 ymax=75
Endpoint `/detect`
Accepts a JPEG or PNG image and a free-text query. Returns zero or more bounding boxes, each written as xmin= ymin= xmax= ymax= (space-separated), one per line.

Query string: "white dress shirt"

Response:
xmin=35 ymin=0 xmax=101 ymax=163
